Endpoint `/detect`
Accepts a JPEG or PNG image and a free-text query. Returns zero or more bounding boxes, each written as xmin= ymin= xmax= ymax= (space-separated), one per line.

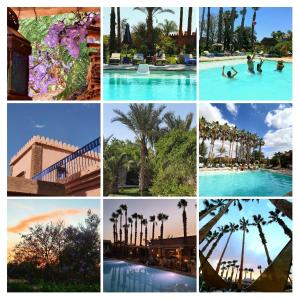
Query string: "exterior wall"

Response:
xmin=30 ymin=144 xmax=43 ymax=177
xmin=42 ymin=146 xmax=73 ymax=170
xmin=10 ymin=148 xmax=32 ymax=179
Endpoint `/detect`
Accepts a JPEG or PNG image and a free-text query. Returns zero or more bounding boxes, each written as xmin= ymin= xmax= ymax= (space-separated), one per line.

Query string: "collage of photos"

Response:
xmin=5 ymin=4 xmax=293 ymax=294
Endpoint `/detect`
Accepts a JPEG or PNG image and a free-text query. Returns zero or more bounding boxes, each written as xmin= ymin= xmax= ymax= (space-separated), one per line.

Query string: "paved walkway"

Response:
xmin=104 ymin=64 xmax=196 ymax=71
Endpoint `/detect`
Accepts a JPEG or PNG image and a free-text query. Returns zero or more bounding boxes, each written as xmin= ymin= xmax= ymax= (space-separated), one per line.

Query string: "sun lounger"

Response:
xmin=184 ymin=54 xmax=196 ymax=65
xmin=199 ymin=163 xmax=204 ymax=168
xmin=133 ymin=53 xmax=144 ymax=65
xmin=109 ymin=53 xmax=121 ymax=65
xmin=155 ymin=53 xmax=166 ymax=66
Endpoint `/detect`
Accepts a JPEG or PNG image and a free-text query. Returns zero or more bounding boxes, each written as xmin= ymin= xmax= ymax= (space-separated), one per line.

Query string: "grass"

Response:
xmin=7 ymin=281 xmax=100 ymax=292
xmin=109 ymin=187 xmax=152 ymax=197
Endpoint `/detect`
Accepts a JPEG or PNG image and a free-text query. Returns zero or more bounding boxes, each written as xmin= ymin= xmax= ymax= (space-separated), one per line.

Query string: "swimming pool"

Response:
xmin=104 ymin=70 xmax=196 ymax=100
xmin=103 ymin=259 xmax=196 ymax=292
xmin=199 ymin=170 xmax=292 ymax=196
xmin=199 ymin=59 xmax=292 ymax=100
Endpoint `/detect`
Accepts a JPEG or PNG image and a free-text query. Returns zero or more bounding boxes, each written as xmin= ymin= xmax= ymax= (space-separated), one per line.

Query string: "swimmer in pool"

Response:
xmin=222 ymin=66 xmax=238 ymax=79
xmin=247 ymin=52 xmax=256 ymax=73
xmin=257 ymin=58 xmax=264 ymax=73
xmin=276 ymin=60 xmax=285 ymax=71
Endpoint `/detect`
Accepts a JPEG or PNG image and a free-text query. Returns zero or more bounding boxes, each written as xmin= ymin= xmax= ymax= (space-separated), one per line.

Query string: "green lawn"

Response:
xmin=109 ymin=187 xmax=152 ymax=197
xmin=7 ymin=281 xmax=100 ymax=292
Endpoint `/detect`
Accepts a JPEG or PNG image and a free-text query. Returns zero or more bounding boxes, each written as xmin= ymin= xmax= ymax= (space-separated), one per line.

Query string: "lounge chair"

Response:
xmin=184 ymin=54 xmax=196 ymax=65
xmin=155 ymin=53 xmax=166 ymax=66
xmin=202 ymin=51 xmax=214 ymax=57
xmin=109 ymin=53 xmax=121 ymax=65
xmin=133 ymin=53 xmax=144 ymax=65
xmin=199 ymin=163 xmax=204 ymax=168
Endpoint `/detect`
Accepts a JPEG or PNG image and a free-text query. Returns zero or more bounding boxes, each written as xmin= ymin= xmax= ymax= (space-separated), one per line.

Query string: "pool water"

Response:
xmin=104 ymin=70 xmax=196 ymax=100
xmin=104 ymin=259 xmax=196 ymax=292
xmin=199 ymin=170 xmax=292 ymax=196
xmin=199 ymin=59 xmax=292 ymax=100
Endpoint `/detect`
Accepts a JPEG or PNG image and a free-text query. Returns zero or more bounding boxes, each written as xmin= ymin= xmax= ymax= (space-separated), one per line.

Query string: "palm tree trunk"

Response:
xmin=160 ymin=222 xmax=164 ymax=239
xmin=146 ymin=8 xmax=155 ymax=55
xmin=152 ymin=222 xmax=155 ymax=241
xmin=179 ymin=7 xmax=183 ymax=36
xmin=139 ymin=140 xmax=149 ymax=194
xmin=145 ymin=226 xmax=148 ymax=246
xmin=206 ymin=8 xmax=211 ymax=49
xmin=187 ymin=7 xmax=192 ymax=36
xmin=183 ymin=209 xmax=187 ymax=240
xmin=134 ymin=220 xmax=137 ymax=246
xmin=200 ymin=8 xmax=206 ymax=45
xmin=199 ymin=200 xmax=234 ymax=243
xmin=130 ymin=224 xmax=133 ymax=245
xmin=109 ymin=8 xmax=116 ymax=53
xmin=216 ymin=232 xmax=233 ymax=273
xmin=117 ymin=7 xmax=121 ymax=51
xmin=258 ymin=224 xmax=272 ymax=265
xmin=251 ymin=10 xmax=257 ymax=50
xmin=201 ymin=236 xmax=215 ymax=252
xmin=238 ymin=230 xmax=246 ymax=289
xmin=217 ymin=8 xmax=223 ymax=43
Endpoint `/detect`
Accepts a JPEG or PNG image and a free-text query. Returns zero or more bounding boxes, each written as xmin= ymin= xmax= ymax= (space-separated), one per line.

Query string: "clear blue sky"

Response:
xmin=104 ymin=103 xmax=196 ymax=141
xmin=199 ymin=199 xmax=292 ymax=279
xmin=7 ymin=104 xmax=100 ymax=167
xmin=103 ymin=7 xmax=197 ymax=35
xmin=199 ymin=7 xmax=292 ymax=40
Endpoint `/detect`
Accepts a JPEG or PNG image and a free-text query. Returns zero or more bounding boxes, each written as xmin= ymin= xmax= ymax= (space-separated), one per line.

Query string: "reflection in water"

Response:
xmin=104 ymin=259 xmax=196 ymax=292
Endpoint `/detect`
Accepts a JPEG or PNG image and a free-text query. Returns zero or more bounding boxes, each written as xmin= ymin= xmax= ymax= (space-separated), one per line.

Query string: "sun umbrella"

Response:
xmin=122 ymin=23 xmax=132 ymax=58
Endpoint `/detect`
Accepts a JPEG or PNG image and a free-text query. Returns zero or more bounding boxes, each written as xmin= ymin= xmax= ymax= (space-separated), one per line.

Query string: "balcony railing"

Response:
xmin=32 ymin=137 xmax=100 ymax=182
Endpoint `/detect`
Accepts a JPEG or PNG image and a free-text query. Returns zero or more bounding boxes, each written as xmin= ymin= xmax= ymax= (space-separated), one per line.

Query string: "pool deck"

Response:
xmin=104 ymin=64 xmax=196 ymax=72
xmin=200 ymin=55 xmax=292 ymax=63
xmin=200 ymin=167 xmax=292 ymax=176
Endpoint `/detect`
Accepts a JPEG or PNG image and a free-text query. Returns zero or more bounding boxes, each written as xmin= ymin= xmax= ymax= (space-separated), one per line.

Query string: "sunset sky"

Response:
xmin=199 ymin=199 xmax=292 ymax=279
xmin=7 ymin=199 xmax=100 ymax=256
xmin=104 ymin=199 xmax=196 ymax=242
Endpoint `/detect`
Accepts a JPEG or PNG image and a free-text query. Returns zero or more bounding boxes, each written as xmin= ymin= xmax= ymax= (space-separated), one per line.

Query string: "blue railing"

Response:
xmin=32 ymin=137 xmax=100 ymax=182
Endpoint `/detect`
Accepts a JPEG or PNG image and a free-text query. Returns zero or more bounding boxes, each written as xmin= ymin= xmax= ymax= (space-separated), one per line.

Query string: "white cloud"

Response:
xmin=265 ymin=107 xmax=292 ymax=129
xmin=199 ymin=103 xmax=234 ymax=126
xmin=226 ymin=103 xmax=238 ymax=116
xmin=34 ymin=124 xmax=46 ymax=129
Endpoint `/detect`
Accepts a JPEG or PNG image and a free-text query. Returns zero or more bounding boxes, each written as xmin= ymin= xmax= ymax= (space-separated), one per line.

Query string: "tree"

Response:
xmin=131 ymin=213 xmax=139 ymax=246
xmin=268 ymin=209 xmax=292 ymax=239
xmin=158 ymin=19 xmax=178 ymax=35
xmin=257 ymin=265 xmax=262 ymax=275
xmin=149 ymin=215 xmax=156 ymax=241
xmin=187 ymin=7 xmax=193 ymax=36
xmin=142 ymin=218 xmax=148 ymax=246
xmin=117 ymin=8 xmax=121 ymax=51
xmin=138 ymin=214 xmax=144 ymax=246
xmin=200 ymin=8 xmax=206 ymax=48
xmin=206 ymin=225 xmax=229 ymax=259
xmin=206 ymin=8 xmax=211 ymax=49
xmin=157 ymin=213 xmax=169 ymax=239
xmin=164 ymin=112 xmax=194 ymax=131
xmin=217 ymin=8 xmax=223 ymax=43
xmin=120 ymin=204 xmax=128 ymax=245
xmin=251 ymin=8 xmax=259 ymax=50
xmin=116 ymin=208 xmax=123 ymax=243
xmin=201 ymin=230 xmax=218 ymax=252
xmin=177 ymin=199 xmax=188 ymax=240
xmin=133 ymin=7 xmax=174 ymax=55
xmin=239 ymin=8 xmax=247 ymax=49
xmin=252 ymin=214 xmax=272 ymax=265
xmin=109 ymin=8 xmax=116 ymax=52
xmin=128 ymin=217 xmax=133 ymax=245
xmin=179 ymin=7 xmax=183 ymax=36
xmin=112 ymin=104 xmax=166 ymax=195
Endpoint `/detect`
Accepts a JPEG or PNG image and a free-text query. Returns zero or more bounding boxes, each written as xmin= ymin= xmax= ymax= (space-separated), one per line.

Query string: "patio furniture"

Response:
xmin=109 ymin=53 xmax=121 ymax=65
xmin=133 ymin=53 xmax=144 ymax=65
xmin=202 ymin=50 xmax=214 ymax=57
xmin=154 ymin=53 xmax=166 ymax=66
xmin=183 ymin=54 xmax=196 ymax=65
xmin=122 ymin=56 xmax=131 ymax=64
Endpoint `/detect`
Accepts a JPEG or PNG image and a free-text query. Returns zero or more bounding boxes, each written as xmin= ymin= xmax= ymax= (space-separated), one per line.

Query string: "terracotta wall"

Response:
xmin=10 ymin=148 xmax=32 ymax=178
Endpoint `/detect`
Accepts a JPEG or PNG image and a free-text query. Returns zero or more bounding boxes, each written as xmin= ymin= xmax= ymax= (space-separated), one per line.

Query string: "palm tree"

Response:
xmin=238 ymin=217 xmax=250 ymax=289
xmin=132 ymin=213 xmax=138 ymax=246
xmin=157 ymin=213 xmax=169 ymax=239
xmin=249 ymin=268 xmax=254 ymax=281
xmin=120 ymin=204 xmax=128 ymax=244
xmin=252 ymin=214 xmax=272 ymax=265
xmin=117 ymin=7 xmax=121 ymax=51
xmin=220 ymin=265 xmax=226 ymax=278
xmin=149 ymin=215 xmax=156 ymax=241
xmin=109 ymin=8 xmax=116 ymax=53
xmin=133 ymin=7 xmax=175 ymax=55
xmin=206 ymin=8 xmax=211 ymax=49
xmin=199 ymin=8 xmax=206 ymax=48
xmin=225 ymin=261 xmax=231 ymax=280
xmin=164 ymin=112 xmax=193 ymax=131
xmin=229 ymin=8 xmax=238 ymax=52
xmin=179 ymin=7 xmax=183 ymax=36
xmin=257 ymin=265 xmax=262 ymax=275
xmin=177 ymin=199 xmax=188 ymax=240
xmin=268 ymin=209 xmax=292 ymax=239
xmin=109 ymin=217 xmax=116 ymax=244
xmin=269 ymin=199 xmax=292 ymax=219
xmin=216 ymin=222 xmax=239 ymax=272
xmin=217 ymin=8 xmax=223 ymax=43
xmin=199 ymin=199 xmax=225 ymax=221
xmin=244 ymin=268 xmax=249 ymax=279
xmin=112 ymin=212 xmax=118 ymax=243
xmin=112 ymin=104 xmax=166 ymax=194
xmin=201 ymin=230 xmax=218 ymax=252
xmin=128 ymin=217 xmax=133 ymax=245
xmin=251 ymin=8 xmax=259 ymax=50
xmin=206 ymin=225 xmax=229 ymax=259
xmin=230 ymin=260 xmax=238 ymax=281
xmin=142 ymin=218 xmax=148 ymax=246
xmin=138 ymin=214 xmax=144 ymax=246
xmin=258 ymin=138 xmax=265 ymax=164
xmin=116 ymin=208 xmax=123 ymax=243
xmin=239 ymin=8 xmax=247 ymax=49
xmin=158 ymin=20 xmax=178 ymax=35
xmin=235 ymin=264 xmax=239 ymax=282
xmin=187 ymin=7 xmax=193 ymax=36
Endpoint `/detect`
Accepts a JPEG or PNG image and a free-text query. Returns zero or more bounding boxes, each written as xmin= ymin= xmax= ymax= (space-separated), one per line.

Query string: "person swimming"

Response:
xmin=247 ymin=52 xmax=256 ymax=73
xmin=257 ymin=58 xmax=264 ymax=73
xmin=276 ymin=60 xmax=285 ymax=71
xmin=222 ymin=66 xmax=238 ymax=78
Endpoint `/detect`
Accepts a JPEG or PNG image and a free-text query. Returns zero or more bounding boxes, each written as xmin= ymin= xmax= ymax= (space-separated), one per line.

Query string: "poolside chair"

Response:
xmin=202 ymin=51 xmax=214 ymax=58
xmin=154 ymin=53 xmax=166 ymax=66
xmin=133 ymin=53 xmax=144 ymax=65
xmin=183 ymin=54 xmax=196 ymax=65
xmin=109 ymin=53 xmax=121 ymax=65
xmin=199 ymin=163 xmax=204 ymax=168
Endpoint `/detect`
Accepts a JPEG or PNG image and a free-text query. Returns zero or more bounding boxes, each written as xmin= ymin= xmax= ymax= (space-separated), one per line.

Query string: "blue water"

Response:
xmin=199 ymin=60 xmax=292 ymax=100
xmin=104 ymin=259 xmax=196 ymax=292
xmin=104 ymin=70 xmax=196 ymax=100
xmin=199 ymin=170 xmax=292 ymax=196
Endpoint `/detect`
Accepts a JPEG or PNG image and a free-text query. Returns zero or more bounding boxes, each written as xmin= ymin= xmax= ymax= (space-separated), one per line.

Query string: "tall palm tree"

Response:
xmin=117 ymin=7 xmax=121 ymax=51
xmin=269 ymin=199 xmax=292 ymax=219
xmin=225 ymin=261 xmax=231 ymax=280
xmin=206 ymin=225 xmax=229 ymax=259
xmin=179 ymin=7 xmax=183 ymax=36
xmin=258 ymin=138 xmax=265 ymax=164
xmin=217 ymin=7 xmax=223 ymax=43
xmin=200 ymin=8 xmax=206 ymax=46
xmin=112 ymin=104 xmax=166 ymax=194
xmin=206 ymin=8 xmax=211 ymax=49
xmin=133 ymin=7 xmax=175 ymax=55
xmin=235 ymin=264 xmax=239 ymax=282
xmin=116 ymin=208 xmax=123 ymax=243
xmin=238 ymin=218 xmax=250 ymax=289
xmin=199 ymin=199 xmax=225 ymax=221
xmin=109 ymin=217 xmax=116 ymax=244
xmin=249 ymin=268 xmax=254 ymax=280
xmin=216 ymin=222 xmax=239 ymax=272
xmin=252 ymin=214 xmax=272 ymax=265
xmin=158 ymin=20 xmax=178 ymax=35
xmin=109 ymin=8 xmax=116 ymax=53
xmin=244 ymin=268 xmax=249 ymax=279
xmin=187 ymin=7 xmax=193 ymax=36
xmin=157 ymin=213 xmax=169 ymax=239
xmin=230 ymin=260 xmax=238 ymax=281
xmin=177 ymin=199 xmax=188 ymax=240
xmin=142 ymin=218 xmax=148 ymax=246
xmin=112 ymin=212 xmax=118 ymax=243
xmin=138 ymin=214 xmax=144 ymax=246
xmin=268 ymin=209 xmax=292 ymax=239
xmin=132 ymin=213 xmax=138 ymax=246
xmin=229 ymin=8 xmax=238 ymax=52
xmin=149 ymin=215 xmax=156 ymax=241
xmin=251 ymin=8 xmax=260 ymax=50
xmin=201 ymin=230 xmax=218 ymax=252
xmin=120 ymin=204 xmax=128 ymax=244
xmin=164 ymin=112 xmax=194 ymax=131
xmin=239 ymin=8 xmax=247 ymax=49
xmin=257 ymin=265 xmax=262 ymax=275
xmin=128 ymin=217 xmax=133 ymax=245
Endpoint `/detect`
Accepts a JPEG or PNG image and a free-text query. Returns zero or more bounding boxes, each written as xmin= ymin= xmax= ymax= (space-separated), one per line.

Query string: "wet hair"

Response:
xmin=247 ymin=56 xmax=251 ymax=60
xmin=227 ymin=71 xmax=232 ymax=77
